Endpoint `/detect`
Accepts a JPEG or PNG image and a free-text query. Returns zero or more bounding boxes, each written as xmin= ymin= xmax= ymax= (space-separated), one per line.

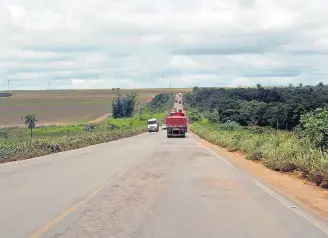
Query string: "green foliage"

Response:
xmin=0 ymin=131 xmax=8 ymax=139
xmin=24 ymin=114 xmax=37 ymax=129
xmin=297 ymin=108 xmax=328 ymax=154
xmin=112 ymin=92 xmax=137 ymax=118
xmin=188 ymin=109 xmax=202 ymax=122
xmin=191 ymin=122 xmax=328 ymax=188
xmin=122 ymin=92 xmax=137 ymax=117
xmin=146 ymin=93 xmax=173 ymax=113
xmin=185 ymin=84 xmax=328 ymax=129
xmin=23 ymin=114 xmax=37 ymax=139
xmin=84 ymin=123 xmax=98 ymax=132
xmin=204 ymin=110 xmax=220 ymax=124
xmin=0 ymin=127 xmax=146 ymax=163
xmin=112 ymin=97 xmax=124 ymax=118
xmin=219 ymin=121 xmax=242 ymax=130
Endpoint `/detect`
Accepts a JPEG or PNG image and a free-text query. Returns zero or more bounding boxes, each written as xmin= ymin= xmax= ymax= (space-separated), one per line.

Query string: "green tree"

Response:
xmin=112 ymin=97 xmax=123 ymax=118
xmin=205 ymin=110 xmax=220 ymax=124
xmin=111 ymin=92 xmax=137 ymax=118
xmin=23 ymin=114 xmax=37 ymax=139
xmin=122 ymin=92 xmax=137 ymax=117
xmin=240 ymin=100 xmax=268 ymax=126
xmin=188 ymin=109 xmax=202 ymax=122
xmin=298 ymin=108 xmax=328 ymax=155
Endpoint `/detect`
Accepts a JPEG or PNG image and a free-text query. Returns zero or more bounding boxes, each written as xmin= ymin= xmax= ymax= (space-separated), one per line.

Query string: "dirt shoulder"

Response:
xmin=88 ymin=113 xmax=111 ymax=124
xmin=193 ymin=133 xmax=328 ymax=221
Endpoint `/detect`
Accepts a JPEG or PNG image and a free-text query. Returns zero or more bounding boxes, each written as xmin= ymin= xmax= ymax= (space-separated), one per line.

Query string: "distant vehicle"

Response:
xmin=166 ymin=112 xmax=187 ymax=138
xmin=161 ymin=124 xmax=167 ymax=130
xmin=147 ymin=118 xmax=159 ymax=132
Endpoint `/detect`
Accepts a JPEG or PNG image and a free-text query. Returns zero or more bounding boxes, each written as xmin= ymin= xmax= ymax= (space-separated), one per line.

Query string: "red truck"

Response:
xmin=166 ymin=111 xmax=187 ymax=138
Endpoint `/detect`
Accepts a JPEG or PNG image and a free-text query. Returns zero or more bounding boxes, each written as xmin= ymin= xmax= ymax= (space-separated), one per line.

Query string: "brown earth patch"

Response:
xmin=88 ymin=113 xmax=112 ymax=124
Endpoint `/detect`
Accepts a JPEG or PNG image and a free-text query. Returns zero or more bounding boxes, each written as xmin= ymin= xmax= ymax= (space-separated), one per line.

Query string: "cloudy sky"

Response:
xmin=1 ymin=0 xmax=328 ymax=89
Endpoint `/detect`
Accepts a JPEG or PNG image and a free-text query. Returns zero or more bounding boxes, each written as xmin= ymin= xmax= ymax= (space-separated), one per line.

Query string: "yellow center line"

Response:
xmin=29 ymin=167 xmax=130 ymax=238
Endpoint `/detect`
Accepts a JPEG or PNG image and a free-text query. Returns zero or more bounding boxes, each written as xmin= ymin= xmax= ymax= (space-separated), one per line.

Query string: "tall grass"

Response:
xmin=191 ymin=122 xmax=328 ymax=188
xmin=0 ymin=127 xmax=146 ymax=163
xmin=0 ymin=114 xmax=153 ymax=163
xmin=0 ymin=109 xmax=169 ymax=163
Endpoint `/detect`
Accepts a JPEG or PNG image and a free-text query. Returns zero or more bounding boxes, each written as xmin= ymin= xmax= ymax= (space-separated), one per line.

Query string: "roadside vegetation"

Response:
xmin=185 ymin=83 xmax=328 ymax=129
xmin=187 ymin=84 xmax=328 ymax=188
xmin=0 ymin=91 xmax=173 ymax=163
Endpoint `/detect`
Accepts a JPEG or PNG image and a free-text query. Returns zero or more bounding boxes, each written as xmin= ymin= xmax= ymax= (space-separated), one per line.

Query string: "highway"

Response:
xmin=1 ymin=100 xmax=328 ymax=237
xmin=1 ymin=133 xmax=328 ymax=237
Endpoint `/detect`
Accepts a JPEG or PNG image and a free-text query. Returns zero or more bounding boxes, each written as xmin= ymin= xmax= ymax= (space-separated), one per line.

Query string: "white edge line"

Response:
xmin=197 ymin=140 xmax=238 ymax=171
xmin=194 ymin=132 xmax=328 ymax=235
xmin=251 ymin=177 xmax=328 ymax=235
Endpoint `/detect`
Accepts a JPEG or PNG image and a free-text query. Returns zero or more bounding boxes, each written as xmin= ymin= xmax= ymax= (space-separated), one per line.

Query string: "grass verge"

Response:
xmin=0 ymin=126 xmax=146 ymax=163
xmin=0 ymin=111 xmax=157 ymax=163
xmin=191 ymin=122 xmax=328 ymax=188
xmin=0 ymin=110 xmax=168 ymax=163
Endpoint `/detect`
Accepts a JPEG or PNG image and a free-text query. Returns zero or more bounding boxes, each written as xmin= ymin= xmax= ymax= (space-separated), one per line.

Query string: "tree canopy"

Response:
xmin=112 ymin=92 xmax=137 ymax=118
xmin=146 ymin=93 xmax=173 ymax=113
xmin=185 ymin=84 xmax=328 ymax=129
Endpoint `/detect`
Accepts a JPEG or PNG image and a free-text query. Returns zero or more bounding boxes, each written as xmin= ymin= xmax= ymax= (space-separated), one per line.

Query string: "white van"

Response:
xmin=147 ymin=118 xmax=159 ymax=132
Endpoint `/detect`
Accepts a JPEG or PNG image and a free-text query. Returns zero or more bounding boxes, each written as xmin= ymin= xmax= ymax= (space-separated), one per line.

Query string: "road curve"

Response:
xmin=1 ymin=130 xmax=328 ymax=237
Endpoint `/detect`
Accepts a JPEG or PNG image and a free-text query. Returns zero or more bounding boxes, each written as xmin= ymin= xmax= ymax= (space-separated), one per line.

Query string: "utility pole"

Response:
xmin=7 ymin=79 xmax=10 ymax=91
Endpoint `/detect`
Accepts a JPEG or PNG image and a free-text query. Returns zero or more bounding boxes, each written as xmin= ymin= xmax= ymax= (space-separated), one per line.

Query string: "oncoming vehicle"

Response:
xmin=147 ymin=118 xmax=159 ymax=132
xmin=161 ymin=124 xmax=167 ymax=130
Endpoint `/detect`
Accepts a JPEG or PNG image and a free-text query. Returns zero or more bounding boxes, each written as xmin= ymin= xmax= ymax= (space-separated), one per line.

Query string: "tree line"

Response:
xmin=111 ymin=92 xmax=173 ymax=118
xmin=185 ymin=83 xmax=328 ymax=130
xmin=146 ymin=93 xmax=173 ymax=113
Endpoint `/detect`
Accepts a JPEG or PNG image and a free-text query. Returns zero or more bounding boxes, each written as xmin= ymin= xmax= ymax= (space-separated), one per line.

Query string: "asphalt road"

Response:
xmin=1 ymin=129 xmax=328 ymax=238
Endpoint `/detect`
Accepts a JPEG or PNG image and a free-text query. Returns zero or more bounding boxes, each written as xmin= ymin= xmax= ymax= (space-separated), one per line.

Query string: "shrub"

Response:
xmin=0 ymin=127 xmax=146 ymax=163
xmin=219 ymin=121 xmax=242 ymax=130
xmin=191 ymin=122 xmax=328 ymax=187
xmin=297 ymin=108 xmax=328 ymax=155
xmin=0 ymin=131 xmax=9 ymax=139
xmin=84 ymin=124 xmax=98 ymax=132
xmin=188 ymin=109 xmax=202 ymax=122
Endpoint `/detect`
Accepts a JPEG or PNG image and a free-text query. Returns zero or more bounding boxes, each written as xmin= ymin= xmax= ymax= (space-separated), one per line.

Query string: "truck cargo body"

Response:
xmin=165 ymin=116 xmax=187 ymax=138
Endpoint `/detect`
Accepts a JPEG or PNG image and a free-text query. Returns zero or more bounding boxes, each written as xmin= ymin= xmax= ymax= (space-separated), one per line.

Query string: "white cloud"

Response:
xmin=1 ymin=0 xmax=328 ymax=89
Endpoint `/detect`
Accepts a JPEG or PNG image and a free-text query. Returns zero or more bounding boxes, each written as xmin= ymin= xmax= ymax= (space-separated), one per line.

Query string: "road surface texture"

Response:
xmin=2 ymin=132 xmax=328 ymax=238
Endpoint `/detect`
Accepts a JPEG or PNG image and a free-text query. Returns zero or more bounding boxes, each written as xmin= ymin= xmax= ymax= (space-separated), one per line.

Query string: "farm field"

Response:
xmin=0 ymin=88 xmax=191 ymax=127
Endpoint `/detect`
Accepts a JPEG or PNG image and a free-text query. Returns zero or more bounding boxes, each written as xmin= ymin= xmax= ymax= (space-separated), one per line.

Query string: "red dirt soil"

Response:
xmin=194 ymin=133 xmax=328 ymax=221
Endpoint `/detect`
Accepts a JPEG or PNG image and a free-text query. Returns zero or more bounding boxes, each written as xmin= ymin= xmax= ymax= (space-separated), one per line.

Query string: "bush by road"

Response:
xmin=0 ymin=126 xmax=147 ymax=163
xmin=191 ymin=122 xmax=328 ymax=188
